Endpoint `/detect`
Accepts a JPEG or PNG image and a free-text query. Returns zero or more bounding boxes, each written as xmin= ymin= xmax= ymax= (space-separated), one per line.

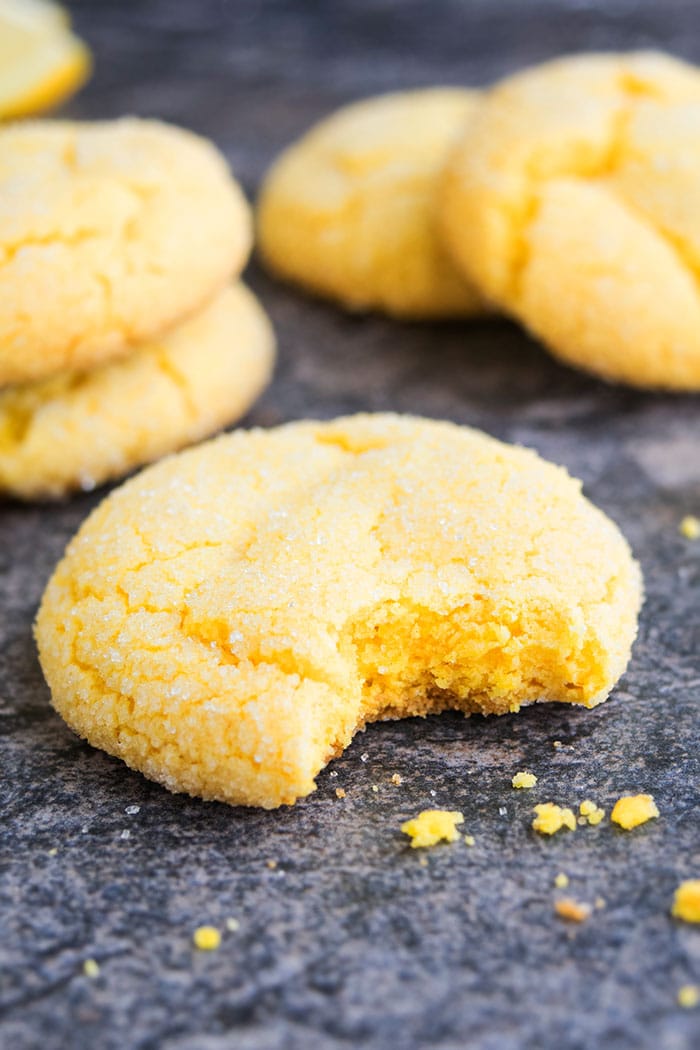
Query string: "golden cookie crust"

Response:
xmin=0 ymin=283 xmax=274 ymax=499
xmin=258 ymin=90 xmax=485 ymax=318
xmin=0 ymin=118 xmax=252 ymax=385
xmin=36 ymin=414 xmax=641 ymax=808
xmin=441 ymin=51 xmax=700 ymax=388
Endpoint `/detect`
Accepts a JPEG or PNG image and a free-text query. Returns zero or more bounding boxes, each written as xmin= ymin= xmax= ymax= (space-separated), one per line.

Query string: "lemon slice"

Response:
xmin=0 ymin=0 xmax=91 ymax=119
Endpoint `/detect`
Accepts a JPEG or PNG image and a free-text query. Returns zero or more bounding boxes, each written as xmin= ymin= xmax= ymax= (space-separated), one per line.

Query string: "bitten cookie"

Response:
xmin=0 ymin=118 xmax=252 ymax=385
xmin=441 ymin=51 xmax=700 ymax=389
xmin=0 ymin=283 xmax=274 ymax=499
xmin=36 ymin=414 xmax=641 ymax=808
xmin=258 ymin=90 xmax=485 ymax=318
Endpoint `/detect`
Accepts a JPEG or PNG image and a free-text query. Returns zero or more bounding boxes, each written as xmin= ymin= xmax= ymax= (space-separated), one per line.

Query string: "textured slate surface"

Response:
xmin=1 ymin=2 xmax=700 ymax=1048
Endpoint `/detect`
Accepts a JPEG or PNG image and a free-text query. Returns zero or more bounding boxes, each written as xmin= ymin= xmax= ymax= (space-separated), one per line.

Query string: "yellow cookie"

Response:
xmin=0 ymin=283 xmax=274 ymax=499
xmin=0 ymin=118 xmax=252 ymax=385
xmin=36 ymin=414 xmax=641 ymax=808
xmin=442 ymin=51 xmax=700 ymax=389
xmin=258 ymin=89 xmax=485 ymax=318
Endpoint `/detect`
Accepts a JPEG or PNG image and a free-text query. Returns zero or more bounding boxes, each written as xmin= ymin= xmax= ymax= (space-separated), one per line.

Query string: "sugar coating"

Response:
xmin=0 ymin=283 xmax=274 ymax=499
xmin=35 ymin=414 xmax=642 ymax=808
xmin=442 ymin=51 xmax=700 ymax=389
xmin=610 ymin=793 xmax=659 ymax=829
xmin=0 ymin=118 xmax=252 ymax=385
xmin=258 ymin=90 xmax=484 ymax=319
xmin=401 ymin=810 xmax=464 ymax=848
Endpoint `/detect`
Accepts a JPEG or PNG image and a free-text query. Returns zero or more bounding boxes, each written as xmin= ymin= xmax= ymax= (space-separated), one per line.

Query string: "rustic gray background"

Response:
xmin=1 ymin=2 xmax=699 ymax=1048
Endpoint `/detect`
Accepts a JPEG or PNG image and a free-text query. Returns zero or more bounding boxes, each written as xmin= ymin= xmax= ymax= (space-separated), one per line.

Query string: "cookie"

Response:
xmin=441 ymin=51 xmax=700 ymax=389
xmin=258 ymin=90 xmax=485 ymax=318
xmin=36 ymin=414 xmax=641 ymax=808
xmin=0 ymin=283 xmax=274 ymax=499
xmin=0 ymin=118 xmax=252 ymax=385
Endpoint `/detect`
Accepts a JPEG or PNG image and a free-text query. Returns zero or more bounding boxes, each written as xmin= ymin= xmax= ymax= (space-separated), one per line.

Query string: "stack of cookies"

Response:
xmin=0 ymin=117 xmax=275 ymax=499
xmin=258 ymin=50 xmax=700 ymax=391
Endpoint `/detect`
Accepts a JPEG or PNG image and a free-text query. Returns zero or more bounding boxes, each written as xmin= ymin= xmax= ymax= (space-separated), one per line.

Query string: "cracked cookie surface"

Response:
xmin=258 ymin=90 xmax=485 ymax=319
xmin=36 ymin=414 xmax=641 ymax=808
xmin=0 ymin=118 xmax=252 ymax=385
xmin=0 ymin=283 xmax=274 ymax=499
xmin=441 ymin=52 xmax=700 ymax=388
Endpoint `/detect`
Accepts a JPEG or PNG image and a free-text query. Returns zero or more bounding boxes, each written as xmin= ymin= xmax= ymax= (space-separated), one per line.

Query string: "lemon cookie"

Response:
xmin=442 ymin=51 xmax=700 ymax=388
xmin=0 ymin=118 xmax=252 ymax=385
xmin=36 ymin=414 xmax=641 ymax=808
xmin=0 ymin=283 xmax=274 ymax=499
xmin=258 ymin=90 xmax=485 ymax=318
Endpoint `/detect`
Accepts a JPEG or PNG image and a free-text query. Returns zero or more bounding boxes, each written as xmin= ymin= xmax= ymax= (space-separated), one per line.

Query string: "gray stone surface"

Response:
xmin=1 ymin=2 xmax=700 ymax=1048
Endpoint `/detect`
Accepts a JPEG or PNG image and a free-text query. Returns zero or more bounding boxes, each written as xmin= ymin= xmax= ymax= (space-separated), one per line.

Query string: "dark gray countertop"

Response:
xmin=1 ymin=2 xmax=699 ymax=1048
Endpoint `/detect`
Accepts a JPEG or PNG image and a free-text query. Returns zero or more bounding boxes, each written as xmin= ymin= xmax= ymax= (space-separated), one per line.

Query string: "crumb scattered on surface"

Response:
xmin=672 ymin=880 xmax=700 ymax=923
xmin=595 ymin=897 xmax=606 ymax=910
xmin=225 ymin=917 xmax=240 ymax=932
xmin=83 ymin=959 xmax=100 ymax=978
xmin=464 ymin=834 xmax=475 ymax=847
xmin=360 ymin=753 xmax=369 ymax=763
xmin=554 ymin=898 xmax=591 ymax=922
xmin=680 ymin=515 xmax=700 ymax=540
xmin=553 ymin=740 xmax=563 ymax=749
xmin=419 ymin=856 xmax=429 ymax=867
xmin=610 ymin=794 xmax=659 ymax=830
xmin=401 ymin=810 xmax=464 ymax=848
xmin=335 ymin=787 xmax=346 ymax=799
xmin=125 ymin=805 xmax=140 ymax=815
xmin=391 ymin=773 xmax=402 ymax=786
xmin=512 ymin=771 xmax=537 ymax=789
xmin=579 ymin=799 xmax=605 ymax=825
xmin=193 ymin=926 xmax=221 ymax=950
xmin=120 ymin=829 xmax=131 ymax=840
xmin=554 ymin=872 xmax=570 ymax=889
xmin=678 ymin=985 xmax=700 ymax=1008
xmin=266 ymin=860 xmax=278 ymax=870
xmin=371 ymin=784 xmax=379 ymax=793
xmin=532 ymin=803 xmax=576 ymax=835
xmin=47 ymin=847 xmax=58 ymax=856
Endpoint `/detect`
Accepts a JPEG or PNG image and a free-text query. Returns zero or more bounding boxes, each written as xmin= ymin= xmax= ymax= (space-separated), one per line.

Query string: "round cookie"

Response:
xmin=0 ymin=283 xmax=274 ymax=499
xmin=0 ymin=118 xmax=252 ymax=385
xmin=441 ymin=51 xmax=700 ymax=389
xmin=36 ymin=414 xmax=642 ymax=808
xmin=258 ymin=90 xmax=485 ymax=319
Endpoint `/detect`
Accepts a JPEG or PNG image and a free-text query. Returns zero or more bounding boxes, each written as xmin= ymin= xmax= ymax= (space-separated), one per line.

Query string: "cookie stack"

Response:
xmin=258 ymin=50 xmax=700 ymax=390
xmin=0 ymin=118 xmax=275 ymax=499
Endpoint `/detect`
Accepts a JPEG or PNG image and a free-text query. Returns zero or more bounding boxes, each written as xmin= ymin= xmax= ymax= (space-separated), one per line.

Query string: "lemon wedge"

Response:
xmin=0 ymin=0 xmax=91 ymax=119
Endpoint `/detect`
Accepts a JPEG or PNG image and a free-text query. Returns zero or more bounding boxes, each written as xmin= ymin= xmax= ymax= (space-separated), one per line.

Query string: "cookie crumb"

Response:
xmin=595 ymin=897 xmax=606 ymax=910
xmin=418 ymin=856 xmax=429 ymax=867
xmin=554 ymin=898 xmax=591 ymax=923
xmin=464 ymin=834 xmax=475 ymax=847
xmin=554 ymin=872 xmax=569 ymax=889
xmin=532 ymin=803 xmax=576 ymax=835
xmin=391 ymin=773 xmax=403 ymax=786
xmin=610 ymin=794 xmax=659 ymax=830
xmin=678 ymin=985 xmax=700 ymax=1009
xmin=552 ymin=740 xmax=563 ymax=749
xmin=266 ymin=860 xmax=278 ymax=870
xmin=82 ymin=959 xmax=100 ymax=978
xmin=335 ymin=787 xmax=346 ymax=799
xmin=401 ymin=810 xmax=464 ymax=848
xmin=47 ymin=847 xmax=58 ymax=857
xmin=119 ymin=829 xmax=131 ymax=840
xmin=225 ymin=918 xmax=240 ymax=933
xmin=193 ymin=925 xmax=221 ymax=950
xmin=512 ymin=771 xmax=537 ymax=789
xmin=579 ymin=799 xmax=605 ymax=826
xmin=679 ymin=515 xmax=700 ymax=540
xmin=672 ymin=880 xmax=700 ymax=923
xmin=371 ymin=784 xmax=379 ymax=793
